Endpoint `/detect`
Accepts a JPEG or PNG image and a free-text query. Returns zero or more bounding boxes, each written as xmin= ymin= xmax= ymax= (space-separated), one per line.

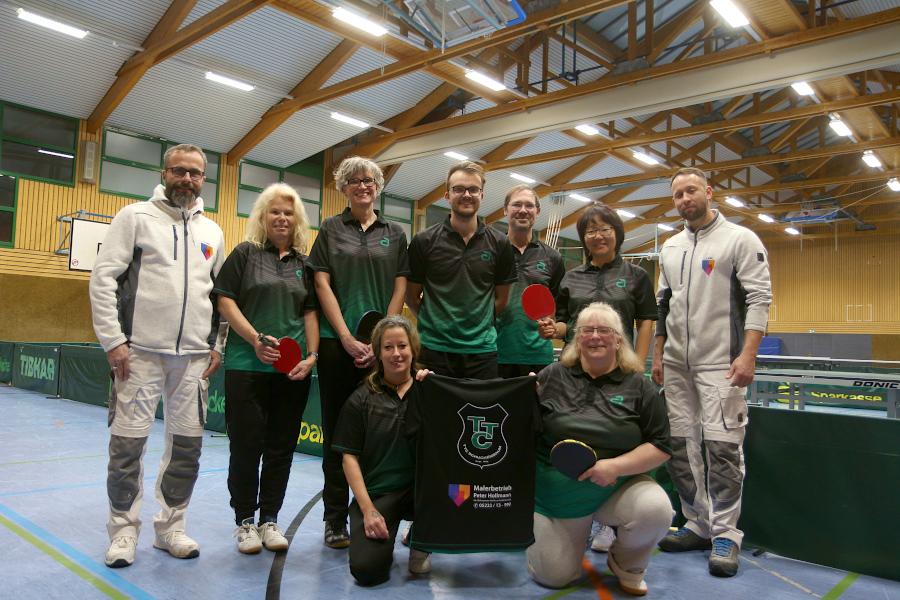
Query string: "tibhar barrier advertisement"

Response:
xmin=4 ymin=341 xmax=325 ymax=458
xmin=12 ymin=344 xmax=60 ymax=396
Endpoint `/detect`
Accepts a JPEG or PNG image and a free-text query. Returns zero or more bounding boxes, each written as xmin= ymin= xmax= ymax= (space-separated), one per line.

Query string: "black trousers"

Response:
xmin=224 ymin=370 xmax=310 ymax=525
xmin=348 ymin=488 xmax=414 ymax=586
xmin=317 ymin=337 xmax=368 ymax=523
xmin=498 ymin=363 xmax=549 ymax=379
xmin=420 ymin=347 xmax=498 ymax=380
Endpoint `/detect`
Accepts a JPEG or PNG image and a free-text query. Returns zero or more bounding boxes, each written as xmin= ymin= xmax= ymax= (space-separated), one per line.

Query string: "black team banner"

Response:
xmin=0 ymin=341 xmax=13 ymax=383
xmin=407 ymin=374 xmax=538 ymax=553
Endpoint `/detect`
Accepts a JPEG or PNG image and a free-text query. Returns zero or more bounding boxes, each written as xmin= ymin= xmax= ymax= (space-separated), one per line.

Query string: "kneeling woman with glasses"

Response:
xmin=331 ymin=315 xmax=431 ymax=586
xmin=528 ymin=302 xmax=673 ymax=596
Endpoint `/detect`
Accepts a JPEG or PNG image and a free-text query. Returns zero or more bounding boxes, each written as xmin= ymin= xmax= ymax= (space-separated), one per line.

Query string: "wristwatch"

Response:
xmin=308 ymin=351 xmax=319 ymax=360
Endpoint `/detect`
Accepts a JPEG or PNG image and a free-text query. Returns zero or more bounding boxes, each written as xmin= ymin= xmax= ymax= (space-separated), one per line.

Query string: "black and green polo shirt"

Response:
xmin=535 ymin=362 xmax=671 ymax=518
xmin=556 ymin=255 xmax=657 ymax=345
xmin=408 ymin=216 xmax=517 ymax=354
xmin=213 ymin=241 xmax=316 ymax=373
xmin=307 ymin=208 xmax=410 ymax=339
xmin=495 ymin=240 xmax=565 ymax=366
xmin=331 ymin=380 xmax=417 ymax=497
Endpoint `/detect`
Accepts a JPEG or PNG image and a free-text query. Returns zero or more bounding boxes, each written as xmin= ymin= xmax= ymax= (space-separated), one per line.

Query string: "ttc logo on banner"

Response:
xmin=456 ymin=403 xmax=509 ymax=469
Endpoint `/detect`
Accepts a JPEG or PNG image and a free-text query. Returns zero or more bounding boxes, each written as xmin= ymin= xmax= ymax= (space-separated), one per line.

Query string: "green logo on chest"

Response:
xmin=295 ymin=269 xmax=303 ymax=278
xmin=480 ymin=251 xmax=492 ymax=262
xmin=536 ymin=261 xmax=547 ymax=273
xmin=380 ymin=237 xmax=390 ymax=247
xmin=615 ymin=278 xmax=627 ymax=288
xmin=609 ymin=395 xmax=625 ymax=405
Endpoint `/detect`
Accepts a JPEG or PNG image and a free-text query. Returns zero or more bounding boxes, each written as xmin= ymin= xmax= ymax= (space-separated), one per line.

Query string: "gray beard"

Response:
xmin=168 ymin=188 xmax=196 ymax=209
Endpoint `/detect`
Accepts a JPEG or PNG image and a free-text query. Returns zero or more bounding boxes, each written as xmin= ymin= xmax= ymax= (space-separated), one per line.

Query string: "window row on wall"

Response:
xmin=0 ymin=101 xmax=416 ymax=247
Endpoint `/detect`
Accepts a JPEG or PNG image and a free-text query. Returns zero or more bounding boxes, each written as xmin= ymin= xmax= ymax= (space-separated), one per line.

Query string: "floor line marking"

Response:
xmin=582 ymin=556 xmax=615 ymax=600
xmin=266 ymin=490 xmax=324 ymax=600
xmin=0 ymin=502 xmax=155 ymax=600
xmin=822 ymin=572 xmax=859 ymax=600
xmin=742 ymin=555 xmax=821 ymax=597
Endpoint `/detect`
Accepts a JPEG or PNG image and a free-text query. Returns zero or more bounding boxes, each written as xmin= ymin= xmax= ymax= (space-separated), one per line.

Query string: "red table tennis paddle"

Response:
xmin=550 ymin=439 xmax=598 ymax=479
xmin=522 ymin=284 xmax=556 ymax=321
xmin=272 ymin=337 xmax=303 ymax=374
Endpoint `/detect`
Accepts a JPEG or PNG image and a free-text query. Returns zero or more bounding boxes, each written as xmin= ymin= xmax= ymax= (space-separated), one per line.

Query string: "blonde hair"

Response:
xmin=560 ymin=302 xmax=643 ymax=374
xmin=245 ymin=182 xmax=310 ymax=253
xmin=333 ymin=156 xmax=384 ymax=194
xmin=365 ymin=315 xmax=421 ymax=392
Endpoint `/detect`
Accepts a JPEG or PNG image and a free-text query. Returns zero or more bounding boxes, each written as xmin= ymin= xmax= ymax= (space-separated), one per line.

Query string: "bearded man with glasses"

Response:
xmin=90 ymin=143 xmax=226 ymax=568
xmin=406 ymin=161 xmax=516 ymax=379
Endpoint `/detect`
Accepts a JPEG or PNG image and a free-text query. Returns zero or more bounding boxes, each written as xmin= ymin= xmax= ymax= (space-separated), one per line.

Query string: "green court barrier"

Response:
xmin=741 ymin=406 xmax=900 ymax=582
xmin=59 ymin=345 xmax=110 ymax=407
xmin=0 ymin=341 xmax=14 ymax=383
xmin=11 ymin=344 xmax=60 ymax=396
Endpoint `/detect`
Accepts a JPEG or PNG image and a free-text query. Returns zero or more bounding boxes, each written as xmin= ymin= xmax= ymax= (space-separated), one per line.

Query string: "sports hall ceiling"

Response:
xmin=1 ymin=0 xmax=898 ymax=251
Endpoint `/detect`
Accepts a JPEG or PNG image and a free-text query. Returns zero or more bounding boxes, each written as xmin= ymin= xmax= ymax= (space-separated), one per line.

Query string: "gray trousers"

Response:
xmin=663 ymin=365 xmax=748 ymax=545
xmin=106 ymin=348 xmax=209 ymax=540
xmin=527 ymin=475 xmax=673 ymax=588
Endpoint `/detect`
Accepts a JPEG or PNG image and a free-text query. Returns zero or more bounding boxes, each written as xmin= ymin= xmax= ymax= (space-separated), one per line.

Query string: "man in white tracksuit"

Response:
xmin=90 ymin=144 xmax=226 ymax=568
xmin=651 ymin=167 xmax=771 ymax=578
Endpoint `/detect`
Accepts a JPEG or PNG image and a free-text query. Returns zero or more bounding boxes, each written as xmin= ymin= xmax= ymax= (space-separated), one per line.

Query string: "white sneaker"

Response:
xmin=153 ymin=530 xmax=200 ymax=559
xmin=105 ymin=536 xmax=136 ymax=568
xmin=258 ymin=522 xmax=289 ymax=552
xmin=408 ymin=549 xmax=431 ymax=574
xmin=234 ymin=520 xmax=262 ymax=554
xmin=607 ymin=552 xmax=648 ymax=596
xmin=591 ymin=523 xmax=616 ymax=553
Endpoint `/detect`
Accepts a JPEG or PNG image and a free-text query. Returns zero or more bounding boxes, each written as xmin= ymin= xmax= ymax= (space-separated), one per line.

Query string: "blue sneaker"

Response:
xmin=708 ymin=537 xmax=739 ymax=577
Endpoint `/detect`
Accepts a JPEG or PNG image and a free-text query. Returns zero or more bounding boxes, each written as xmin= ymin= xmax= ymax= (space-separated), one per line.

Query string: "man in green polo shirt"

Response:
xmin=406 ymin=162 xmax=516 ymax=379
xmin=495 ymin=185 xmax=565 ymax=378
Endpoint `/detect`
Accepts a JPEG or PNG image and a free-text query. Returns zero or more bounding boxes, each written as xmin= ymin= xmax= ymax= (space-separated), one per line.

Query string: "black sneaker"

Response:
xmin=324 ymin=521 xmax=350 ymax=549
xmin=708 ymin=538 xmax=740 ymax=577
xmin=658 ymin=527 xmax=712 ymax=552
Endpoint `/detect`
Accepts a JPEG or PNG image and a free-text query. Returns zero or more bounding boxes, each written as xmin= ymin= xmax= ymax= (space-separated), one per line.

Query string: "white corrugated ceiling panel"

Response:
xmin=479 ymin=157 xmax=586 ymax=215
xmin=180 ymin=6 xmax=342 ymax=93
xmin=622 ymin=181 xmax=670 ymax=201
xmin=0 ymin=4 xmax=134 ymax=118
xmin=384 ymin=142 xmax=500 ymax=200
xmin=508 ymin=131 xmax=585 ymax=159
xmin=837 ymin=0 xmax=896 ymax=18
xmin=249 ymin=69 xmax=443 ymax=167
xmin=108 ymin=60 xmax=276 ymax=154
xmin=17 ymin=0 xmax=171 ymax=47
xmin=570 ymin=156 xmax=644 ymax=183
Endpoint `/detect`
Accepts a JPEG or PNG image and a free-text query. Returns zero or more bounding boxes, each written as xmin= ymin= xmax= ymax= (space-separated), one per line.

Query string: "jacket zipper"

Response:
xmin=684 ymin=232 xmax=698 ymax=369
xmin=174 ymin=214 xmax=190 ymax=354
xmin=172 ymin=225 xmax=178 ymax=260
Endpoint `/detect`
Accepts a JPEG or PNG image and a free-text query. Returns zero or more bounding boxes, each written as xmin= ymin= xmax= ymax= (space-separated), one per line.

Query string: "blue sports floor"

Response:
xmin=2 ymin=385 xmax=898 ymax=600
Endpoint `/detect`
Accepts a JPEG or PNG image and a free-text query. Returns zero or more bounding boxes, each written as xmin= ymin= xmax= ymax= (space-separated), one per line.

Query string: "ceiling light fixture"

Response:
xmin=37 ymin=149 xmax=74 ymax=159
xmin=710 ymin=0 xmax=750 ymax=27
xmin=465 ymin=70 xmax=507 ymax=92
xmin=888 ymin=178 xmax=900 ymax=192
xmin=575 ymin=124 xmax=600 ymax=136
xmin=828 ymin=115 xmax=852 ymax=137
xmin=330 ymin=111 xmax=369 ymax=128
xmin=632 ymin=150 xmax=660 ymax=165
xmin=758 ymin=214 xmax=775 ymax=223
xmin=785 ymin=227 xmax=800 ymax=235
xmin=616 ymin=209 xmax=636 ymax=219
xmin=861 ymin=150 xmax=882 ymax=168
xmin=725 ymin=196 xmax=744 ymax=208
xmin=205 ymin=72 xmax=254 ymax=92
xmin=16 ymin=8 xmax=88 ymax=39
xmin=790 ymin=81 xmax=815 ymax=96
xmin=444 ymin=151 xmax=469 ymax=161
xmin=657 ymin=223 xmax=674 ymax=231
xmin=569 ymin=193 xmax=591 ymax=202
xmin=509 ymin=173 xmax=536 ymax=184
xmin=332 ymin=7 xmax=387 ymax=36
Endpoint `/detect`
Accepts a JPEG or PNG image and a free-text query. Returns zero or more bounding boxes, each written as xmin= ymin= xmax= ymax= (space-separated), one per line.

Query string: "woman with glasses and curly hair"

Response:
xmin=308 ymin=156 xmax=411 ymax=548
xmin=529 ymin=302 xmax=672 ymax=596
xmin=214 ymin=182 xmax=318 ymax=554
xmin=331 ymin=315 xmax=431 ymax=585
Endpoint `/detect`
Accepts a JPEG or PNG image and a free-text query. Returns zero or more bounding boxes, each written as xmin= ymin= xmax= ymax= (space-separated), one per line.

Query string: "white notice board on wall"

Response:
xmin=69 ymin=218 xmax=110 ymax=272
